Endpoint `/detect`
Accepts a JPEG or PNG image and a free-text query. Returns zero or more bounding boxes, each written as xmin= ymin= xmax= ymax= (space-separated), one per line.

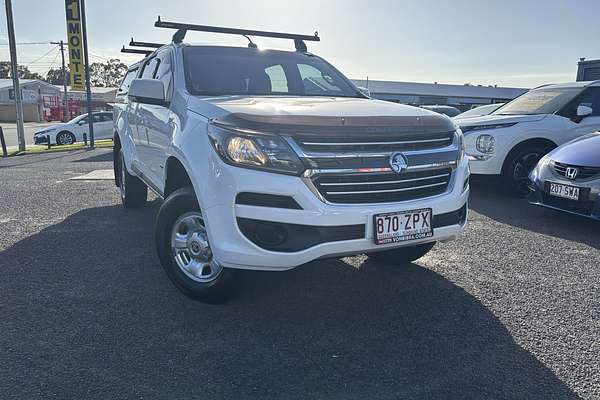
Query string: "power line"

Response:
xmin=25 ymin=45 xmax=58 ymax=66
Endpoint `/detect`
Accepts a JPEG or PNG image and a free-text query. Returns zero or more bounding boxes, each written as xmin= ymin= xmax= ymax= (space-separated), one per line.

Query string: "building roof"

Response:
xmin=351 ymin=79 xmax=528 ymax=99
xmin=0 ymin=78 xmax=60 ymax=91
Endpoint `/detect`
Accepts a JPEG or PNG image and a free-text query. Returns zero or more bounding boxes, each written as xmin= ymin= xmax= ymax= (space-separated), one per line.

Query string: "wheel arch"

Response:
xmin=164 ymin=156 xmax=194 ymax=198
xmin=501 ymin=137 xmax=558 ymax=175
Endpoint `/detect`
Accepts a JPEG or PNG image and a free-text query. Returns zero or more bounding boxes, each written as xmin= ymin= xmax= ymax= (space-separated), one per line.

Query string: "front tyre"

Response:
xmin=56 ymin=131 xmax=75 ymax=145
xmin=118 ymin=151 xmax=147 ymax=208
xmin=368 ymin=242 xmax=435 ymax=265
xmin=155 ymin=186 xmax=238 ymax=303
xmin=502 ymin=145 xmax=550 ymax=197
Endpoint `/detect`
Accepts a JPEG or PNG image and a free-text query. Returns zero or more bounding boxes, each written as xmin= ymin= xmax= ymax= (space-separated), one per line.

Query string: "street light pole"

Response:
xmin=4 ymin=0 xmax=25 ymax=152
xmin=79 ymin=0 xmax=94 ymax=148
xmin=51 ymin=40 xmax=69 ymax=122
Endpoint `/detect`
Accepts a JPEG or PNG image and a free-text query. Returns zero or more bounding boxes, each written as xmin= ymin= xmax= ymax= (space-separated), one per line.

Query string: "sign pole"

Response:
xmin=79 ymin=0 xmax=94 ymax=148
xmin=4 ymin=0 xmax=26 ymax=152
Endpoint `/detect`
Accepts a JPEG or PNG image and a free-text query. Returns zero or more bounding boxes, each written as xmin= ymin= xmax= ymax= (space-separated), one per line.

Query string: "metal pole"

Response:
xmin=4 ymin=0 xmax=26 ymax=152
xmin=0 ymin=127 xmax=8 ymax=157
xmin=79 ymin=0 xmax=94 ymax=148
xmin=51 ymin=40 xmax=69 ymax=122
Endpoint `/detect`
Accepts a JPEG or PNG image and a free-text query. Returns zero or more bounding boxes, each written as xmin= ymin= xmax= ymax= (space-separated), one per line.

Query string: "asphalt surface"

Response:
xmin=1 ymin=149 xmax=599 ymax=399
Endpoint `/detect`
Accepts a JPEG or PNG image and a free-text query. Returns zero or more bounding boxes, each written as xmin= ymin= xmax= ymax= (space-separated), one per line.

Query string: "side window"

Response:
xmin=100 ymin=113 xmax=112 ymax=122
xmin=265 ymin=65 xmax=288 ymax=93
xmin=298 ymin=64 xmax=344 ymax=96
xmin=117 ymin=68 xmax=138 ymax=94
xmin=92 ymin=114 xmax=103 ymax=123
xmin=141 ymin=57 xmax=160 ymax=79
xmin=561 ymin=88 xmax=600 ymax=119
xmin=578 ymin=88 xmax=600 ymax=116
xmin=154 ymin=51 xmax=173 ymax=98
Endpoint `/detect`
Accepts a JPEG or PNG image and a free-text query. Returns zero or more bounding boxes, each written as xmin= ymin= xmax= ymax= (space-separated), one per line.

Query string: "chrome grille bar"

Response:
xmin=301 ymin=137 xmax=451 ymax=146
xmin=319 ymin=173 xmax=450 ymax=186
xmin=326 ymin=182 xmax=448 ymax=195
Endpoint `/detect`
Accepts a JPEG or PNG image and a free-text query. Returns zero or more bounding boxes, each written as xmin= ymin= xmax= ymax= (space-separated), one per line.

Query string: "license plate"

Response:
xmin=374 ymin=208 xmax=433 ymax=245
xmin=548 ymin=181 xmax=580 ymax=201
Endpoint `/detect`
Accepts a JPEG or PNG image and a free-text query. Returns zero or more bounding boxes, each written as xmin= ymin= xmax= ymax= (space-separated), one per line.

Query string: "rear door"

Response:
xmin=92 ymin=112 xmax=113 ymax=140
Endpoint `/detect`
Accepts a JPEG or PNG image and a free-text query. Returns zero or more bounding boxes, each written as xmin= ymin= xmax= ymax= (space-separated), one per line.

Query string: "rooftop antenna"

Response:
xmin=243 ymin=35 xmax=257 ymax=49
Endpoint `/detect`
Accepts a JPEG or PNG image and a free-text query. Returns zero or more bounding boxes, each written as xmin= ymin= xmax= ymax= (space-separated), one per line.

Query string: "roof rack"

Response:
xmin=154 ymin=16 xmax=319 ymax=52
xmin=120 ymin=46 xmax=153 ymax=55
xmin=129 ymin=38 xmax=164 ymax=49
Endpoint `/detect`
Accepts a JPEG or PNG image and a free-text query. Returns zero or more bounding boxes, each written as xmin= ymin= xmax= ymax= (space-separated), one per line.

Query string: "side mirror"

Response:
xmin=128 ymin=79 xmax=168 ymax=106
xmin=357 ymin=86 xmax=371 ymax=97
xmin=577 ymin=105 xmax=593 ymax=118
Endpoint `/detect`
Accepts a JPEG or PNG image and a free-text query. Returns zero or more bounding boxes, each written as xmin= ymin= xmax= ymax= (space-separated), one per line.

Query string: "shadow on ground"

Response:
xmin=72 ymin=151 xmax=113 ymax=163
xmin=469 ymin=177 xmax=600 ymax=250
xmin=0 ymin=202 xmax=580 ymax=399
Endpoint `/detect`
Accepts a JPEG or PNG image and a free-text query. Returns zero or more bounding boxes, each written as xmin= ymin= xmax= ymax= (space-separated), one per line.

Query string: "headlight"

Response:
xmin=208 ymin=124 xmax=305 ymax=175
xmin=476 ymin=134 xmax=495 ymax=154
xmin=456 ymin=128 xmax=465 ymax=161
xmin=461 ymin=122 xmax=517 ymax=133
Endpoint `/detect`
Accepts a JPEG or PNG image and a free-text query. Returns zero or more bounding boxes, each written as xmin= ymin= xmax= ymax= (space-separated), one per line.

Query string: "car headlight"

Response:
xmin=476 ymin=134 xmax=495 ymax=154
xmin=461 ymin=122 xmax=517 ymax=134
xmin=456 ymin=128 xmax=465 ymax=161
xmin=208 ymin=124 xmax=305 ymax=175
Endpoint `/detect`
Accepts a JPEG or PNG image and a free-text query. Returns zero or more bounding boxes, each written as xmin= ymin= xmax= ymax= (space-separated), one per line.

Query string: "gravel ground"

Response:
xmin=1 ymin=149 xmax=598 ymax=399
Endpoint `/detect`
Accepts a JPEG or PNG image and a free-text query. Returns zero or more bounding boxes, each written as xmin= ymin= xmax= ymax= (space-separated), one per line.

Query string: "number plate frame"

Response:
xmin=373 ymin=208 xmax=433 ymax=245
xmin=545 ymin=181 xmax=582 ymax=201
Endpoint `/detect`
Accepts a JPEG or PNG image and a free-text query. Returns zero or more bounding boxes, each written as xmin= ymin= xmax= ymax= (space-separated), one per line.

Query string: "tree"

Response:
xmin=0 ymin=61 xmax=44 ymax=80
xmin=46 ymin=68 xmax=70 ymax=85
xmin=89 ymin=59 xmax=127 ymax=87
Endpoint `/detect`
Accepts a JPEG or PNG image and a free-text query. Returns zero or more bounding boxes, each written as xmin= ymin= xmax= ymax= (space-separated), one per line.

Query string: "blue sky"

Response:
xmin=1 ymin=0 xmax=599 ymax=88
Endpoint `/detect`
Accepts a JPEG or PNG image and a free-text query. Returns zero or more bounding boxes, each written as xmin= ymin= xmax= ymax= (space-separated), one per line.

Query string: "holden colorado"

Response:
xmin=113 ymin=20 xmax=469 ymax=302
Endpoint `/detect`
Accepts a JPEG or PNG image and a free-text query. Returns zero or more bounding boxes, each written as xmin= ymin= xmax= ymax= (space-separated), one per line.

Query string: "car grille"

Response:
xmin=541 ymin=193 xmax=595 ymax=216
xmin=553 ymin=161 xmax=600 ymax=180
xmin=294 ymin=131 xmax=454 ymax=154
xmin=311 ymin=168 xmax=452 ymax=204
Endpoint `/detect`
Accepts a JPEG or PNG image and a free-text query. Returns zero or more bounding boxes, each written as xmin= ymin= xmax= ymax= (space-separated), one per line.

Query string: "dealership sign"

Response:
xmin=65 ymin=0 xmax=85 ymax=91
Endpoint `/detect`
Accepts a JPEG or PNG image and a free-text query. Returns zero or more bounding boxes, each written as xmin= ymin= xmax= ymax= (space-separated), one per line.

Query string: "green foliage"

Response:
xmin=46 ymin=68 xmax=70 ymax=85
xmin=0 ymin=61 xmax=44 ymax=80
xmin=89 ymin=59 xmax=127 ymax=87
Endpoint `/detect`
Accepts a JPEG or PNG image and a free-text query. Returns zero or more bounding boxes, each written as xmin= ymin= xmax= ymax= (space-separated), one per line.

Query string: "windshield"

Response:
xmin=183 ymin=46 xmax=361 ymax=98
xmin=493 ymin=87 xmax=582 ymax=116
xmin=457 ymin=103 xmax=502 ymax=118
xmin=68 ymin=114 xmax=85 ymax=124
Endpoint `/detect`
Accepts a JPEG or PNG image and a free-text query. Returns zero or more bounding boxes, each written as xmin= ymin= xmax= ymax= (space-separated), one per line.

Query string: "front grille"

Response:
xmin=312 ymin=168 xmax=452 ymax=204
xmin=294 ymin=131 xmax=454 ymax=154
xmin=541 ymin=193 xmax=595 ymax=216
xmin=553 ymin=161 xmax=600 ymax=180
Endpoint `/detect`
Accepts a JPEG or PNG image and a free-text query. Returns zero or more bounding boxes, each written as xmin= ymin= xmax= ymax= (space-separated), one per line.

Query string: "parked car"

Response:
xmin=528 ymin=132 xmax=600 ymax=220
xmin=113 ymin=22 xmax=469 ymax=303
xmin=420 ymin=105 xmax=462 ymax=117
xmin=33 ymin=111 xmax=114 ymax=145
xmin=454 ymin=103 xmax=504 ymax=119
xmin=455 ymin=81 xmax=600 ymax=196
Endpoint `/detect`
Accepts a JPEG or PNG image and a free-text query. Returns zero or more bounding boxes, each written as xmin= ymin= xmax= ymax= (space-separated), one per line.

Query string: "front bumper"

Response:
xmin=198 ymin=157 xmax=470 ymax=271
xmin=528 ymin=166 xmax=600 ymax=220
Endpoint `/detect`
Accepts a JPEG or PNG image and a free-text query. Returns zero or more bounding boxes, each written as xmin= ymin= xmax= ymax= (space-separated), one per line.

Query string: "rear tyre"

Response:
xmin=368 ymin=242 xmax=435 ymax=265
xmin=155 ymin=186 xmax=238 ymax=303
xmin=502 ymin=144 xmax=551 ymax=197
xmin=118 ymin=151 xmax=147 ymax=208
xmin=56 ymin=131 xmax=75 ymax=145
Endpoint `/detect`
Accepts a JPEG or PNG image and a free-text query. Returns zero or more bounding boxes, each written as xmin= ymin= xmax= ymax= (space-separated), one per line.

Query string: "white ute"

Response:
xmin=455 ymin=81 xmax=600 ymax=196
xmin=113 ymin=20 xmax=469 ymax=302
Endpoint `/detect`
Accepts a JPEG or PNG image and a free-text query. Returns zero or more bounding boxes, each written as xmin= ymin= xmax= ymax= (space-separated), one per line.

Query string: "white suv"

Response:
xmin=455 ymin=81 xmax=600 ymax=195
xmin=113 ymin=21 xmax=469 ymax=302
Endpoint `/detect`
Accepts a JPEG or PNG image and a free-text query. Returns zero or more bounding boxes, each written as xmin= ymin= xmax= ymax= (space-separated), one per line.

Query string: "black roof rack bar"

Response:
xmin=129 ymin=38 xmax=164 ymax=48
xmin=154 ymin=16 xmax=319 ymax=51
xmin=121 ymin=46 xmax=153 ymax=55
